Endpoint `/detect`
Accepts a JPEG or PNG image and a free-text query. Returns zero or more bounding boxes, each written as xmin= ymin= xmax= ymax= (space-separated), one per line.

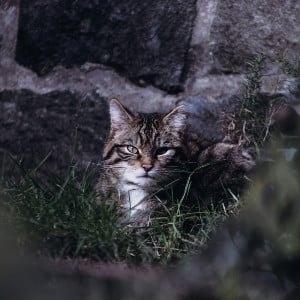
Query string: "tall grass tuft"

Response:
xmin=1 ymin=157 xmax=230 ymax=265
xmin=225 ymin=53 xmax=271 ymax=147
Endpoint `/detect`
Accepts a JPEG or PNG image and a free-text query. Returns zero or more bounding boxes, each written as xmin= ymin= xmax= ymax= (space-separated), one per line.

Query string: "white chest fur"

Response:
xmin=121 ymin=184 xmax=148 ymax=216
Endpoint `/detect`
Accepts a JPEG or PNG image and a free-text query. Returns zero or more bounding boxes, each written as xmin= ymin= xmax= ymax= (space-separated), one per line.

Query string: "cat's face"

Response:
xmin=103 ymin=99 xmax=187 ymax=191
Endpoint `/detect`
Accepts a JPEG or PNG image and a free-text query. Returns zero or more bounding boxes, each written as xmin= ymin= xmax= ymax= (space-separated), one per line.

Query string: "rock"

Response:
xmin=0 ymin=257 xmax=176 ymax=300
xmin=0 ymin=62 xmax=178 ymax=113
xmin=3 ymin=0 xmax=300 ymax=103
xmin=187 ymin=0 xmax=300 ymax=96
xmin=0 ymin=0 xmax=19 ymax=64
xmin=16 ymin=0 xmax=197 ymax=93
xmin=0 ymin=90 xmax=109 ymax=176
xmin=209 ymin=0 xmax=300 ymax=74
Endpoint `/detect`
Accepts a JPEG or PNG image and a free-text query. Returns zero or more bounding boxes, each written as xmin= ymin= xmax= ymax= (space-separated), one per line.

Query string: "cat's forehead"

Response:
xmin=114 ymin=112 xmax=164 ymax=145
xmin=110 ymin=105 xmax=185 ymax=148
xmin=129 ymin=112 xmax=162 ymax=144
xmin=134 ymin=112 xmax=161 ymax=129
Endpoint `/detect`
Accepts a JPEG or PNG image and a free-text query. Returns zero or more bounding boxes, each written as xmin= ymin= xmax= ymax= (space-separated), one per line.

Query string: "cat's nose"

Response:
xmin=142 ymin=164 xmax=153 ymax=172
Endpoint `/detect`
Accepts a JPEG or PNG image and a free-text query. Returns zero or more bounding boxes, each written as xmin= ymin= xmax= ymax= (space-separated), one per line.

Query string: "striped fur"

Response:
xmin=97 ymin=99 xmax=188 ymax=223
xmin=97 ymin=99 xmax=255 ymax=225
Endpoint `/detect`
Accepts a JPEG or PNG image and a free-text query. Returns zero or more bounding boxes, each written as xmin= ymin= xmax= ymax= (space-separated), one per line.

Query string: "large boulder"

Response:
xmin=186 ymin=0 xmax=300 ymax=96
xmin=0 ymin=90 xmax=109 ymax=176
xmin=16 ymin=0 xmax=197 ymax=93
xmin=212 ymin=0 xmax=300 ymax=73
xmin=3 ymin=0 xmax=300 ymax=100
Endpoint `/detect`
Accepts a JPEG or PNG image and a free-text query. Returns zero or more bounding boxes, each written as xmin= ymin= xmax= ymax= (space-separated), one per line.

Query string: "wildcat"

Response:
xmin=96 ymin=99 xmax=255 ymax=225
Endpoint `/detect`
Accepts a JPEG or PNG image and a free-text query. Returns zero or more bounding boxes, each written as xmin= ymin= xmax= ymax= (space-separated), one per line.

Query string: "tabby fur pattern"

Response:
xmin=97 ymin=99 xmax=255 ymax=225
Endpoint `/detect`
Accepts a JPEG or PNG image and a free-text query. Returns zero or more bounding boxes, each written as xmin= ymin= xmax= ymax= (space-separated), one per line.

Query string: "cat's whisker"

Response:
xmin=98 ymin=165 xmax=126 ymax=170
xmin=156 ymin=170 xmax=189 ymax=174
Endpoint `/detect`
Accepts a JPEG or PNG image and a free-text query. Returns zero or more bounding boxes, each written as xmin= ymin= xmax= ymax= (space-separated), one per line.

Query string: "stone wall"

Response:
xmin=1 ymin=0 xmax=300 ymax=174
xmin=0 ymin=90 xmax=109 ymax=176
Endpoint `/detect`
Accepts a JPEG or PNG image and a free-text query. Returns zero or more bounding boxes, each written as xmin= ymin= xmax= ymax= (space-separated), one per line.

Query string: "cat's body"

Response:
xmin=97 ymin=99 xmax=254 ymax=225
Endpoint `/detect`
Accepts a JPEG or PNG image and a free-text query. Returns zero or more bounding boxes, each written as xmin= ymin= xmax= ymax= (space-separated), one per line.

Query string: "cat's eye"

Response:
xmin=126 ymin=145 xmax=139 ymax=154
xmin=155 ymin=147 xmax=169 ymax=156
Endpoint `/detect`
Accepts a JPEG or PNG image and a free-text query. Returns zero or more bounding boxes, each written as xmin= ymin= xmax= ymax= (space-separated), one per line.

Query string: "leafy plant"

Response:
xmin=225 ymin=53 xmax=271 ymax=147
xmin=276 ymin=52 xmax=300 ymax=78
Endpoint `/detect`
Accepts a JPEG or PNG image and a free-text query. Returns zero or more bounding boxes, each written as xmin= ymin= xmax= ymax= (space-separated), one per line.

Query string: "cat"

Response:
xmin=96 ymin=99 xmax=255 ymax=225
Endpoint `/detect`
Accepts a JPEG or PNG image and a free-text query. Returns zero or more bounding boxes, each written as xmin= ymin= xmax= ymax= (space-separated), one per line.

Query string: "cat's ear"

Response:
xmin=109 ymin=98 xmax=134 ymax=129
xmin=162 ymin=105 xmax=187 ymax=131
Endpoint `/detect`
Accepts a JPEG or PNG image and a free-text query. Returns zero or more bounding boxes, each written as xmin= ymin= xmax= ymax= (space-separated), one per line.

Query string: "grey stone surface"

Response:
xmin=2 ymin=0 xmax=299 ymax=105
xmin=0 ymin=90 xmax=109 ymax=175
xmin=209 ymin=0 xmax=300 ymax=74
xmin=186 ymin=0 xmax=300 ymax=95
xmin=16 ymin=0 xmax=197 ymax=93
xmin=0 ymin=62 xmax=178 ymax=113
xmin=0 ymin=0 xmax=19 ymax=64
xmin=1 ymin=0 xmax=300 ymax=176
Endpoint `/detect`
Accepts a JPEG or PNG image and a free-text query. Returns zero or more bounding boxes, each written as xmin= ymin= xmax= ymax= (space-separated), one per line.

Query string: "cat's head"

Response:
xmin=103 ymin=99 xmax=188 ymax=190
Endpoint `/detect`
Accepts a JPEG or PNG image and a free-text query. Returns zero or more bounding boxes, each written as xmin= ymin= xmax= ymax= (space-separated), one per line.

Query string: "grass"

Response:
xmin=223 ymin=52 xmax=300 ymax=153
xmin=224 ymin=53 xmax=272 ymax=147
xmin=276 ymin=52 xmax=300 ymax=78
xmin=1 ymin=158 xmax=237 ymax=265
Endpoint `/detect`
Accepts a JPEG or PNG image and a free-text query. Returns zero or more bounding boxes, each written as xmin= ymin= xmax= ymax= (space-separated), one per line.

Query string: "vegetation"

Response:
xmin=225 ymin=53 xmax=272 ymax=147
xmin=1 ymin=159 xmax=237 ymax=265
xmin=276 ymin=52 xmax=300 ymax=78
